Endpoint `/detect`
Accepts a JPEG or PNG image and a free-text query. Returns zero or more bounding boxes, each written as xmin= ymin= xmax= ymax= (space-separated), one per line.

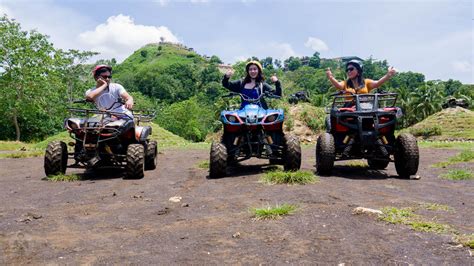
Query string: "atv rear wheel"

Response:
xmin=209 ymin=142 xmax=227 ymax=179
xmin=44 ymin=141 xmax=68 ymax=176
xmin=367 ymin=159 xmax=390 ymax=170
xmin=316 ymin=133 xmax=335 ymax=175
xmin=283 ymin=134 xmax=301 ymax=171
xmin=145 ymin=140 xmax=158 ymax=170
xmin=394 ymin=133 xmax=419 ymax=179
xmin=125 ymin=144 xmax=145 ymax=179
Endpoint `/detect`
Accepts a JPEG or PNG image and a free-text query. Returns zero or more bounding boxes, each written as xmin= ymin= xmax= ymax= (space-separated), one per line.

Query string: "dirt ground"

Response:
xmin=0 ymin=147 xmax=472 ymax=264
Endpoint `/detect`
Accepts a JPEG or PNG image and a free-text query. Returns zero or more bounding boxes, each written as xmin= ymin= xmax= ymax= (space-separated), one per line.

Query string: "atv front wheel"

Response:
xmin=283 ymin=134 xmax=301 ymax=171
xmin=145 ymin=140 xmax=158 ymax=170
xmin=209 ymin=142 xmax=227 ymax=179
xmin=394 ymin=133 xmax=419 ymax=179
xmin=44 ymin=141 xmax=68 ymax=176
xmin=316 ymin=133 xmax=335 ymax=175
xmin=125 ymin=144 xmax=145 ymax=179
xmin=367 ymin=159 xmax=390 ymax=170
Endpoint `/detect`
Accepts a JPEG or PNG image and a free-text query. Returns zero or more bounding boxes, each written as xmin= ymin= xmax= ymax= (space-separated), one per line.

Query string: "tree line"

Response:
xmin=0 ymin=15 xmax=472 ymax=142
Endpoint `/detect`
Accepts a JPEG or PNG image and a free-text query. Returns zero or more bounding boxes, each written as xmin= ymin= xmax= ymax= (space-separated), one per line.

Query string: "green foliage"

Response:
xmin=455 ymin=234 xmax=474 ymax=249
xmin=0 ymin=15 xmax=96 ymax=141
xmin=408 ymin=125 xmax=442 ymax=137
xmin=418 ymin=141 xmax=474 ymax=150
xmin=433 ymin=150 xmax=474 ymax=168
xmin=156 ymin=97 xmax=216 ymax=142
xmin=261 ymin=170 xmax=317 ymax=185
xmin=299 ymin=104 xmax=326 ymax=132
xmin=196 ymin=160 xmax=209 ymax=169
xmin=251 ymin=203 xmax=297 ymax=220
xmin=344 ymin=160 xmax=369 ymax=168
xmin=440 ymin=169 xmax=473 ymax=180
xmin=380 ymin=207 xmax=453 ymax=234
xmin=45 ymin=173 xmax=81 ymax=182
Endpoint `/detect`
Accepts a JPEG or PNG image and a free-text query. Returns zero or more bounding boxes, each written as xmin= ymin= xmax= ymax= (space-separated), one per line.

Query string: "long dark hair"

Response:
xmin=345 ymin=62 xmax=364 ymax=89
xmin=243 ymin=63 xmax=265 ymax=85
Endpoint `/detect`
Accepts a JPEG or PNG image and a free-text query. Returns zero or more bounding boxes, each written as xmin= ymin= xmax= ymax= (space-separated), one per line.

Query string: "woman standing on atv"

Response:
xmin=326 ymin=60 xmax=396 ymax=94
xmin=222 ymin=60 xmax=281 ymax=109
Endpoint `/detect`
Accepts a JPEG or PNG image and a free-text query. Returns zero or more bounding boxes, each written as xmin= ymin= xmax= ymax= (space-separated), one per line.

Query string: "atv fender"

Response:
xmin=135 ymin=126 xmax=152 ymax=142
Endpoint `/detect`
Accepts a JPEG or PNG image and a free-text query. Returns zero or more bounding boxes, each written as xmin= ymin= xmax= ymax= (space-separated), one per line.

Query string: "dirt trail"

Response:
xmin=0 ymin=147 xmax=472 ymax=264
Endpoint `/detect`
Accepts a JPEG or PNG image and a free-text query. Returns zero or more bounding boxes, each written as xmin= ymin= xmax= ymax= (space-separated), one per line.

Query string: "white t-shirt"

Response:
xmin=86 ymin=83 xmax=133 ymax=118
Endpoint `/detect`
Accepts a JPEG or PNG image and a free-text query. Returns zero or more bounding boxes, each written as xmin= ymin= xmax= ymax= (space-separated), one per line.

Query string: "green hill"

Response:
xmin=404 ymin=107 xmax=474 ymax=140
xmin=115 ymin=43 xmax=205 ymax=75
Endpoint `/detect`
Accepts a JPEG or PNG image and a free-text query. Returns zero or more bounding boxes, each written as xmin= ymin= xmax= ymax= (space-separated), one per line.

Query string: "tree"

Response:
xmin=308 ymin=52 xmax=321 ymax=68
xmin=209 ymin=55 xmax=222 ymax=64
xmin=0 ymin=15 xmax=95 ymax=141
xmin=285 ymin=57 xmax=302 ymax=71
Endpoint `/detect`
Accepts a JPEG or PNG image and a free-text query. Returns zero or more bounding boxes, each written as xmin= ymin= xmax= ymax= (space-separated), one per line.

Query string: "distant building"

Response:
xmin=217 ymin=64 xmax=233 ymax=74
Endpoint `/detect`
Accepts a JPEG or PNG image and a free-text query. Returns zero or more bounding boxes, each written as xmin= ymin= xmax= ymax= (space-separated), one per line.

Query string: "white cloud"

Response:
xmin=452 ymin=60 xmax=472 ymax=73
xmin=79 ymin=14 xmax=179 ymax=62
xmin=155 ymin=0 xmax=169 ymax=6
xmin=190 ymin=0 xmax=210 ymax=3
xmin=304 ymin=37 xmax=329 ymax=52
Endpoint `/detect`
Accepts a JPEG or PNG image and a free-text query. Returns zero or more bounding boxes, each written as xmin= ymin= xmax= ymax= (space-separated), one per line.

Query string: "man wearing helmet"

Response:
xmin=325 ymin=60 xmax=396 ymax=94
xmin=222 ymin=60 xmax=281 ymax=109
xmin=86 ymin=65 xmax=134 ymax=118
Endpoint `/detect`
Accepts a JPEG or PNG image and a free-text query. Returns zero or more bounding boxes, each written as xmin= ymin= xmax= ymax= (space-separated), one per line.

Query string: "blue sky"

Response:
xmin=1 ymin=0 xmax=472 ymax=83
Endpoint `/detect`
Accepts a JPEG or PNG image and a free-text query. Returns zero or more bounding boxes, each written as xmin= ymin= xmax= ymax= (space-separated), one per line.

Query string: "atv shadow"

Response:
xmin=79 ymin=168 xmax=127 ymax=180
xmin=319 ymin=164 xmax=401 ymax=180
xmin=207 ymin=163 xmax=280 ymax=179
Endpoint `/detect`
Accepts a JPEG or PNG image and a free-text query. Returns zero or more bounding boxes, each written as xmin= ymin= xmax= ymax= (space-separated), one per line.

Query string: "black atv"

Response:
xmin=44 ymin=93 xmax=157 ymax=179
xmin=316 ymin=92 xmax=419 ymax=178
xmin=288 ymin=90 xmax=310 ymax=104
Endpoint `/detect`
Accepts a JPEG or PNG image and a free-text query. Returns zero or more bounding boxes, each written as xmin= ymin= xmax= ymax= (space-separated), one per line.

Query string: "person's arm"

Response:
xmin=121 ymin=91 xmax=134 ymax=110
xmin=326 ymin=68 xmax=344 ymax=90
xmin=263 ymin=80 xmax=282 ymax=96
xmin=368 ymin=66 xmax=397 ymax=89
xmin=222 ymin=75 xmax=242 ymax=93
xmin=86 ymin=78 xmax=108 ymax=101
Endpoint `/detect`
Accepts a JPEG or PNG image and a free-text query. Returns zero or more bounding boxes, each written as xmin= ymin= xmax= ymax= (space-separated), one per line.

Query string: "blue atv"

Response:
xmin=209 ymin=92 xmax=301 ymax=178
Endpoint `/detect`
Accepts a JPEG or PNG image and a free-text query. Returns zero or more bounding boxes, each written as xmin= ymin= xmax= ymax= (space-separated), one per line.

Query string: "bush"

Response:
xmin=156 ymin=97 xmax=217 ymax=142
xmin=409 ymin=126 xmax=442 ymax=137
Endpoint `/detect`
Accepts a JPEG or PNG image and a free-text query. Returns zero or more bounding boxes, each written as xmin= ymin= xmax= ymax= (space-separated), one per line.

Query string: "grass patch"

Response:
xmin=440 ymin=169 xmax=473 ymax=180
xmin=0 ymin=141 xmax=32 ymax=151
xmin=433 ymin=150 xmax=474 ymax=168
xmin=418 ymin=141 xmax=474 ymax=150
xmin=0 ymin=150 xmax=44 ymax=159
xmin=409 ymin=125 xmax=442 ymax=138
xmin=251 ymin=203 xmax=297 ymax=220
xmin=344 ymin=160 xmax=369 ymax=168
xmin=261 ymin=170 xmax=317 ymax=185
xmin=419 ymin=202 xmax=454 ymax=212
xmin=380 ymin=207 xmax=453 ymax=234
xmin=455 ymin=234 xmax=474 ymax=249
xmin=45 ymin=173 xmax=81 ymax=182
xmin=197 ymin=160 xmax=209 ymax=169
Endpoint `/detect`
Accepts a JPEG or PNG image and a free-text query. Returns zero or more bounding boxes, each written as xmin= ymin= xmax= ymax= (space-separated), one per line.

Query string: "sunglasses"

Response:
xmin=346 ymin=67 xmax=355 ymax=72
xmin=99 ymin=75 xmax=112 ymax=79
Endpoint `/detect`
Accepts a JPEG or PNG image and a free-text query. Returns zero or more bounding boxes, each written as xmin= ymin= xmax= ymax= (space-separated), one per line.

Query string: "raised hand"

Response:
xmin=225 ymin=69 xmax=235 ymax=78
xmin=270 ymin=74 xmax=278 ymax=83
xmin=326 ymin=67 xmax=333 ymax=78
xmin=387 ymin=66 xmax=397 ymax=78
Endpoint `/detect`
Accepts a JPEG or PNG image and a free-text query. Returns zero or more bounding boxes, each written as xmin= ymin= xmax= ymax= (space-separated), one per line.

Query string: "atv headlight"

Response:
xmin=225 ymin=115 xmax=238 ymax=123
xmin=264 ymin=114 xmax=279 ymax=123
